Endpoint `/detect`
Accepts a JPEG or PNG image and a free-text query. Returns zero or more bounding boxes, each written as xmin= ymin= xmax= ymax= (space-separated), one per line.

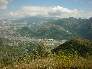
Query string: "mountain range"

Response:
xmin=15 ymin=17 xmax=92 ymax=40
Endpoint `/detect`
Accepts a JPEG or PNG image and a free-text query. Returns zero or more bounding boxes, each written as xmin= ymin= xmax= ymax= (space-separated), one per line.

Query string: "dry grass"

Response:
xmin=1 ymin=55 xmax=92 ymax=69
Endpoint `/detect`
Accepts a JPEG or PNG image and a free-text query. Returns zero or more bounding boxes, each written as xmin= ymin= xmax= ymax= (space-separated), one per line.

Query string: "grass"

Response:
xmin=0 ymin=53 xmax=92 ymax=69
xmin=0 ymin=38 xmax=92 ymax=69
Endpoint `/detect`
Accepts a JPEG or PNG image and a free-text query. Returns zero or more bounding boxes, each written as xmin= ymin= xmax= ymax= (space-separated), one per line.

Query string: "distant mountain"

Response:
xmin=17 ymin=17 xmax=92 ymax=40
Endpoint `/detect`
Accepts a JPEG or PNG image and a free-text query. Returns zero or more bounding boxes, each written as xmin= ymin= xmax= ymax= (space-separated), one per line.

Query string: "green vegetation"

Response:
xmin=52 ymin=38 xmax=92 ymax=57
xmin=17 ymin=17 xmax=92 ymax=40
xmin=0 ymin=38 xmax=92 ymax=69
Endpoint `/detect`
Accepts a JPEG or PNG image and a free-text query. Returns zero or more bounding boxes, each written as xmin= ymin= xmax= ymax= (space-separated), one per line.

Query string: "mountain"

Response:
xmin=52 ymin=38 xmax=92 ymax=57
xmin=17 ymin=17 xmax=92 ymax=40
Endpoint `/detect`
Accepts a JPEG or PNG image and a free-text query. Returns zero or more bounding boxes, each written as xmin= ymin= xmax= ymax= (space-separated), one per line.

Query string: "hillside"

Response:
xmin=0 ymin=37 xmax=92 ymax=69
xmin=17 ymin=17 xmax=92 ymax=40
xmin=0 ymin=17 xmax=92 ymax=69
xmin=52 ymin=38 xmax=92 ymax=57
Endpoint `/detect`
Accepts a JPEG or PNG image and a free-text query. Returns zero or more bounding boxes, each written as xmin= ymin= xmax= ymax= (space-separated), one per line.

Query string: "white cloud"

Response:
xmin=49 ymin=6 xmax=80 ymax=17
xmin=79 ymin=11 xmax=92 ymax=18
xmin=9 ymin=5 xmax=80 ymax=18
xmin=0 ymin=0 xmax=11 ymax=9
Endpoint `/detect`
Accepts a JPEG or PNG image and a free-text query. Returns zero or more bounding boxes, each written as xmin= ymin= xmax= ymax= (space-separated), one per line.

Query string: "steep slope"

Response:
xmin=52 ymin=38 xmax=92 ymax=57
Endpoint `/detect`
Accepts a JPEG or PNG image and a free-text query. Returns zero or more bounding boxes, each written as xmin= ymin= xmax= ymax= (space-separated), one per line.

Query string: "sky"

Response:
xmin=0 ymin=0 xmax=92 ymax=18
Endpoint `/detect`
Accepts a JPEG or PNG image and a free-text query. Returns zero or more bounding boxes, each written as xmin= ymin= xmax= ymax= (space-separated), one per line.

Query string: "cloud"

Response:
xmin=9 ymin=5 xmax=80 ymax=18
xmin=0 ymin=0 xmax=11 ymax=9
xmin=79 ymin=11 xmax=92 ymax=18
xmin=49 ymin=6 xmax=79 ymax=17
